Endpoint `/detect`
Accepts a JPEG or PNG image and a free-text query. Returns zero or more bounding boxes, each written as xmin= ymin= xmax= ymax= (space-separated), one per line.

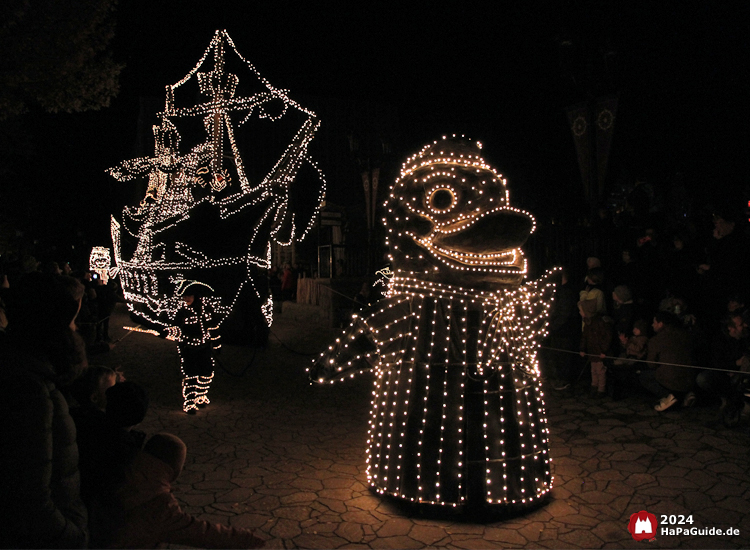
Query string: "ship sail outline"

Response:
xmin=108 ymin=29 xmax=325 ymax=329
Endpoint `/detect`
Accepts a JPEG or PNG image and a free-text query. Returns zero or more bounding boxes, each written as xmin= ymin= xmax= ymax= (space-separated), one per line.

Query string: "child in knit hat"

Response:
xmin=579 ymin=298 xmax=613 ymax=398
xmin=612 ymin=285 xmax=635 ymax=339
xmin=110 ymin=433 xmax=265 ymax=548
xmin=580 ymin=268 xmax=606 ymax=316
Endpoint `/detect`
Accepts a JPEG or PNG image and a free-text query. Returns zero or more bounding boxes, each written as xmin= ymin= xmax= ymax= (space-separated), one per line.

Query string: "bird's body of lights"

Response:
xmin=310 ymin=136 xmax=557 ymax=508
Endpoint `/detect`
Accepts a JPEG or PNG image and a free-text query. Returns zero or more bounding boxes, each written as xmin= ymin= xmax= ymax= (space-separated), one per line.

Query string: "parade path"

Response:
xmin=96 ymin=303 xmax=750 ymax=549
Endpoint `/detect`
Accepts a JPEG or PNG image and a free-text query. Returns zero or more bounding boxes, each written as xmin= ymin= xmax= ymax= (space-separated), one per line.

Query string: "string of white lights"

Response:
xmin=107 ymin=29 xmax=325 ymax=412
xmin=311 ymin=136 xmax=558 ymax=507
xmin=107 ymin=29 xmax=325 ymax=333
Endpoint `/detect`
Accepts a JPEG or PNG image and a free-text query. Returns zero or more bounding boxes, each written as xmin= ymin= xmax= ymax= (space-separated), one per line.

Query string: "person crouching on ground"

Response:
xmin=109 ymin=433 xmax=264 ymax=548
xmin=640 ymin=311 xmax=695 ymax=412
xmin=579 ymin=298 xmax=613 ymax=398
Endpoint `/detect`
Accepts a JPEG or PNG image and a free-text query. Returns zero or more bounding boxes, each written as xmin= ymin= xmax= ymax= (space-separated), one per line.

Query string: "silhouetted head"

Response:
xmin=5 ymin=272 xmax=87 ymax=382
xmin=144 ymin=433 xmax=187 ymax=482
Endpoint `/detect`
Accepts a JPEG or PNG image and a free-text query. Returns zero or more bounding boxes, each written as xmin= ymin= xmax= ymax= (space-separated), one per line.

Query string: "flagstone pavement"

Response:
xmin=95 ymin=303 xmax=750 ymax=549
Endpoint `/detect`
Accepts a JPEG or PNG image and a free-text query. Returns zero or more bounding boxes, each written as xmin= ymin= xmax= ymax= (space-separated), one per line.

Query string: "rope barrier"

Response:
xmin=76 ymin=315 xmax=111 ymax=327
xmin=113 ymin=299 xmax=747 ymax=378
xmin=116 ymin=326 xmax=747 ymax=376
xmin=540 ymin=345 xmax=747 ymax=375
xmin=309 ymin=285 xmax=746 ymax=374
xmin=314 ymin=283 xmax=359 ymax=302
xmin=268 ymin=327 xmax=319 ymax=356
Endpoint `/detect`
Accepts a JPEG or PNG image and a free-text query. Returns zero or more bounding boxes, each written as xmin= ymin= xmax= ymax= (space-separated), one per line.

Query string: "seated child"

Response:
xmin=79 ymin=380 xmax=150 ymax=547
xmin=610 ymin=319 xmax=648 ymax=399
xmin=69 ymin=366 xmax=119 ymax=504
xmin=614 ymin=319 xmax=648 ymax=366
xmin=104 ymin=380 xmax=150 ymax=460
xmin=110 ymin=433 xmax=265 ymax=549
xmin=69 ymin=365 xmax=117 ymax=412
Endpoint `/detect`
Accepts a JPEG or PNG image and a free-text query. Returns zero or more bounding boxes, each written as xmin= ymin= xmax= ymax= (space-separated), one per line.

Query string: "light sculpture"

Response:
xmin=108 ymin=30 xmax=325 ymax=411
xmin=89 ymin=246 xmax=115 ymax=284
xmin=310 ymin=136 xmax=557 ymax=509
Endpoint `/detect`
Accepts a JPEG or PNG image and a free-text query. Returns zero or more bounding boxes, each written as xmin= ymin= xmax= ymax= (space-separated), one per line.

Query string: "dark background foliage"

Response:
xmin=0 ymin=1 xmax=747 ymax=267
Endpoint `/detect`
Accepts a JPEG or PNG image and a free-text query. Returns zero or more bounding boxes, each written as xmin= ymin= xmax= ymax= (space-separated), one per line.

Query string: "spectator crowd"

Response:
xmin=543 ymin=203 xmax=750 ymax=429
xmin=0 ymin=262 xmax=265 ymax=547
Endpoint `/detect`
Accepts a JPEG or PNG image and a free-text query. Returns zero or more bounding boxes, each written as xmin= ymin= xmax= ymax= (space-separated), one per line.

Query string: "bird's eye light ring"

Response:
xmin=428 ymin=187 xmax=456 ymax=213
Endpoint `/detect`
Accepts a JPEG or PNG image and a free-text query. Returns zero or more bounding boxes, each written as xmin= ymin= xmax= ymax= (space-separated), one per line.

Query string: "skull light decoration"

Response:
xmin=89 ymin=246 xmax=113 ymax=284
xmin=310 ymin=136 xmax=557 ymax=510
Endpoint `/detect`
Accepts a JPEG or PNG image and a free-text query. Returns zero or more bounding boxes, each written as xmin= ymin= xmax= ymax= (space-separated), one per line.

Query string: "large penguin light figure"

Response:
xmin=310 ymin=136 xmax=557 ymax=510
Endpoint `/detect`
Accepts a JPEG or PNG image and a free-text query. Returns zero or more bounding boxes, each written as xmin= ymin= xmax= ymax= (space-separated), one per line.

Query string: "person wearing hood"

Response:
xmin=579 ymin=267 xmax=607 ymax=321
xmin=0 ymin=272 xmax=89 ymax=548
xmin=109 ymin=433 xmax=264 ymax=549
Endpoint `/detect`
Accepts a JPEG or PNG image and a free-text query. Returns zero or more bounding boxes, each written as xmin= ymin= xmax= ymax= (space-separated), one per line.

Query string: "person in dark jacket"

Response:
xmin=696 ymin=313 xmax=749 ymax=427
xmin=83 ymin=381 xmax=150 ymax=547
xmin=640 ymin=311 xmax=695 ymax=412
xmin=545 ymin=267 xmax=580 ymax=391
xmin=697 ymin=209 xmax=750 ymax=319
xmin=69 ymin=366 xmax=118 ymax=504
xmin=611 ymin=285 xmax=635 ymax=337
xmin=0 ymin=272 xmax=89 ymax=548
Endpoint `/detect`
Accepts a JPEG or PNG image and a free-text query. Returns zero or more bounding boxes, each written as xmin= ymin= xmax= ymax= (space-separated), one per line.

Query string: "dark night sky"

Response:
xmin=10 ymin=1 xmax=750 ymax=261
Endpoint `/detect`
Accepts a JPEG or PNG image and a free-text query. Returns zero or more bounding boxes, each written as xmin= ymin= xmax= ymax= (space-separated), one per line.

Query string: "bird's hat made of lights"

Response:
xmin=384 ymin=135 xmax=535 ymax=287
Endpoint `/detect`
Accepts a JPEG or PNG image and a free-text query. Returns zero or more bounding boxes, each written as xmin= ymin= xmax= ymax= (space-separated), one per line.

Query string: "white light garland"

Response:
xmin=310 ymin=136 xmax=557 ymax=508
xmin=89 ymin=246 xmax=114 ymax=284
xmin=107 ymin=29 xmax=325 ymax=339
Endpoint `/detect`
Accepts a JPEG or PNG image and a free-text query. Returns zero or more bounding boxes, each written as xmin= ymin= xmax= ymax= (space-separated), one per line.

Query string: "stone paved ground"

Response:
xmin=95 ymin=303 xmax=750 ymax=549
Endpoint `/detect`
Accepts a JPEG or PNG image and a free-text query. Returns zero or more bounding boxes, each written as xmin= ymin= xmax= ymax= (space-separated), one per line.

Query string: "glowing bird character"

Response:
xmin=310 ymin=136 xmax=558 ymax=510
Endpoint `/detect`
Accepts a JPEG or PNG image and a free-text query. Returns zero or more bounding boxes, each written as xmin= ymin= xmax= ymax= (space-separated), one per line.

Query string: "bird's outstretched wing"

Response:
xmin=308 ymin=314 xmax=377 ymax=384
xmin=308 ymin=295 xmax=415 ymax=384
xmin=525 ymin=267 xmax=561 ymax=341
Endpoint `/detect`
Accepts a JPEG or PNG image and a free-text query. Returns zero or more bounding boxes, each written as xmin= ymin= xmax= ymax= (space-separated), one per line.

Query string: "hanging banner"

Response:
xmin=595 ymin=95 xmax=618 ymax=194
xmin=362 ymin=171 xmax=372 ymax=230
xmin=566 ymin=102 xmax=591 ymax=200
xmin=371 ymin=167 xmax=380 ymax=230
xmin=567 ymin=95 xmax=618 ymax=202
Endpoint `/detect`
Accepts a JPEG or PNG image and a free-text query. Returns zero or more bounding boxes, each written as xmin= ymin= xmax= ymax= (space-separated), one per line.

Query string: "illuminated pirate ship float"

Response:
xmin=108 ymin=30 xmax=325 ymax=329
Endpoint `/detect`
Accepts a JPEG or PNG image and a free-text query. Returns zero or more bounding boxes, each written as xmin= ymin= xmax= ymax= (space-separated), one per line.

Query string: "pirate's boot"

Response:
xmin=194 ymin=373 xmax=214 ymax=408
xmin=182 ymin=376 xmax=201 ymax=414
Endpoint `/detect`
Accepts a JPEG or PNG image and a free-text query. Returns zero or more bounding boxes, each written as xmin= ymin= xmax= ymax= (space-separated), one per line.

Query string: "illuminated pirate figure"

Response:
xmin=162 ymin=281 xmax=219 ymax=413
xmin=108 ymin=31 xmax=325 ymax=412
xmin=310 ymin=136 xmax=557 ymax=509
